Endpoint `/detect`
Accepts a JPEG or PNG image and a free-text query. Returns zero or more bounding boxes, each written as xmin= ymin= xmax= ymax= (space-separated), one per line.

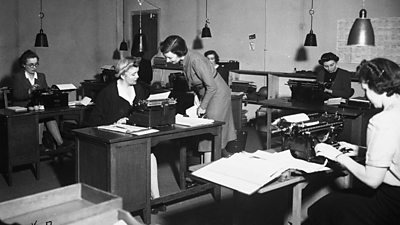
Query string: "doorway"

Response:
xmin=131 ymin=10 xmax=159 ymax=60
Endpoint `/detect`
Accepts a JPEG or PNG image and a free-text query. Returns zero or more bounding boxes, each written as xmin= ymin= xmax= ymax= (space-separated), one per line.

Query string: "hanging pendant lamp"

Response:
xmin=34 ymin=0 xmax=48 ymax=47
xmin=304 ymin=0 xmax=317 ymax=46
xmin=132 ymin=0 xmax=148 ymax=55
xmin=119 ymin=0 xmax=128 ymax=51
xmin=201 ymin=0 xmax=211 ymax=38
xmin=347 ymin=0 xmax=375 ymax=46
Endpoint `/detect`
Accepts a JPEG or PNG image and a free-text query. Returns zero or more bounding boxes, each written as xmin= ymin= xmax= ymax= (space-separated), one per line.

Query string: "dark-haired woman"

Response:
xmin=308 ymin=58 xmax=400 ymax=225
xmin=316 ymin=52 xmax=353 ymax=99
xmin=12 ymin=50 xmax=69 ymax=150
xmin=160 ymin=35 xmax=236 ymax=161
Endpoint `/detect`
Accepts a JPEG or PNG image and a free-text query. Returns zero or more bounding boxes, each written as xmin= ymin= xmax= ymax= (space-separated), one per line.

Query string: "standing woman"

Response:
xmin=308 ymin=58 xmax=400 ymax=225
xmin=160 ymin=35 xmax=236 ymax=159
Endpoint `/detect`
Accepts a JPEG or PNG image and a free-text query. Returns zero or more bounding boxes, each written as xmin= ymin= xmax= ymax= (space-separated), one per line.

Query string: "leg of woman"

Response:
xmin=308 ymin=190 xmax=382 ymax=225
xmin=45 ymin=120 xmax=63 ymax=146
xmin=150 ymin=153 xmax=160 ymax=198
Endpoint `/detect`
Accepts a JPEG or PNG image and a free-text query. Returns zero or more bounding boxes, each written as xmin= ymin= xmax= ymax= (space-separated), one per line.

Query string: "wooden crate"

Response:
xmin=0 ymin=183 xmax=122 ymax=225
xmin=65 ymin=209 xmax=143 ymax=225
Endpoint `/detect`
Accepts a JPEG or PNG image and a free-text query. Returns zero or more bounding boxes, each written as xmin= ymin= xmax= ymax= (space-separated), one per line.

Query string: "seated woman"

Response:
xmin=317 ymin=52 xmax=353 ymax=99
xmin=89 ymin=57 xmax=164 ymax=213
xmin=308 ymin=58 xmax=400 ymax=225
xmin=12 ymin=49 xmax=70 ymax=150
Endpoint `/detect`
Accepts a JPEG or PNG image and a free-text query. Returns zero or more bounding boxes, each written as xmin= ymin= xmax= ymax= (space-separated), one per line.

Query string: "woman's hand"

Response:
xmin=197 ymin=107 xmax=206 ymax=118
xmin=116 ymin=117 xmax=128 ymax=124
xmin=324 ymin=88 xmax=333 ymax=94
xmin=315 ymin=143 xmax=343 ymax=161
xmin=337 ymin=141 xmax=359 ymax=156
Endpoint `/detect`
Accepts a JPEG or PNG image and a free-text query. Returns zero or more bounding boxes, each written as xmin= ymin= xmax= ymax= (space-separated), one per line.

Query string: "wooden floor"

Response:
xmin=0 ymin=124 xmax=290 ymax=225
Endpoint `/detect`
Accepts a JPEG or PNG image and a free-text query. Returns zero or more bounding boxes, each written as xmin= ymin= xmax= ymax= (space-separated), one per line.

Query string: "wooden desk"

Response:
xmin=259 ymin=98 xmax=379 ymax=148
xmin=0 ymin=106 xmax=88 ymax=186
xmin=73 ymin=122 xmax=223 ymax=224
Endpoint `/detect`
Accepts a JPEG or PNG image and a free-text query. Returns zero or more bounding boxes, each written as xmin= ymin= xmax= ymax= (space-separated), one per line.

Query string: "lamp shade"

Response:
xmin=201 ymin=24 xmax=211 ymax=38
xmin=347 ymin=9 xmax=375 ymax=46
xmin=304 ymin=30 xmax=317 ymax=46
xmin=119 ymin=40 xmax=128 ymax=51
xmin=34 ymin=29 xmax=48 ymax=47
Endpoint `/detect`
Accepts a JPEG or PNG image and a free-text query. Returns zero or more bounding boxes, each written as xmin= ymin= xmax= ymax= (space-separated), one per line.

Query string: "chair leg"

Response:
xmin=7 ymin=165 xmax=12 ymax=186
xmin=34 ymin=162 xmax=40 ymax=180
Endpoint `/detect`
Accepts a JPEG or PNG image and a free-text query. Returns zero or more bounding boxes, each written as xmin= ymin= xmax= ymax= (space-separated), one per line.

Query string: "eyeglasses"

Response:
xmin=26 ymin=63 xmax=39 ymax=68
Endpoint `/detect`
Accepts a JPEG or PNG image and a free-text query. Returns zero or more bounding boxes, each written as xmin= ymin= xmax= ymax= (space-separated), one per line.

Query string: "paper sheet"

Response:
xmin=97 ymin=124 xmax=158 ymax=135
xmin=175 ymin=114 xmax=214 ymax=127
xmin=192 ymin=150 xmax=329 ymax=195
xmin=147 ymin=91 xmax=171 ymax=101
xmin=272 ymin=113 xmax=310 ymax=125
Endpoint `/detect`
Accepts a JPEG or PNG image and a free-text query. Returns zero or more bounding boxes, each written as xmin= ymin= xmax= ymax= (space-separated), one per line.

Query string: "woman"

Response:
xmin=160 ymin=35 xmax=236 ymax=160
xmin=308 ymin=58 xmax=400 ymax=225
xmin=12 ymin=50 xmax=69 ymax=150
xmin=317 ymin=52 xmax=353 ymax=99
xmin=204 ymin=50 xmax=229 ymax=85
xmin=89 ymin=58 xmax=164 ymax=212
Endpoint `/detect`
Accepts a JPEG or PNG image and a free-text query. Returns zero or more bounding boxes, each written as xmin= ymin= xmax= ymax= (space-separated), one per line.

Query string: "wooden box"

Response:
xmin=66 ymin=209 xmax=143 ymax=225
xmin=0 ymin=183 xmax=122 ymax=225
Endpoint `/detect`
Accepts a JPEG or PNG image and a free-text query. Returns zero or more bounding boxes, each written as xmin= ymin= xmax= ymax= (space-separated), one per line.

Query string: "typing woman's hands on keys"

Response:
xmin=315 ymin=143 xmax=343 ymax=162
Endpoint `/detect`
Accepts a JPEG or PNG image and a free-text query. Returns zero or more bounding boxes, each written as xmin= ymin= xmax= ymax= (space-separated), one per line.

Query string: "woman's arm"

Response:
xmin=192 ymin=58 xmax=217 ymax=110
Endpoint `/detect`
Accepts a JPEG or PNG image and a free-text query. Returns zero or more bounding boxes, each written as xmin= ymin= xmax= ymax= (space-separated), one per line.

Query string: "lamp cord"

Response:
xmin=39 ymin=0 xmax=44 ymax=30
xmin=309 ymin=0 xmax=314 ymax=31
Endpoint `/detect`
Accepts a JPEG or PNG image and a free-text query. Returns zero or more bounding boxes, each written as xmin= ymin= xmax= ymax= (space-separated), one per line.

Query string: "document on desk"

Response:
xmin=192 ymin=150 xmax=329 ymax=195
xmin=175 ymin=114 xmax=214 ymax=127
xmin=97 ymin=124 xmax=159 ymax=135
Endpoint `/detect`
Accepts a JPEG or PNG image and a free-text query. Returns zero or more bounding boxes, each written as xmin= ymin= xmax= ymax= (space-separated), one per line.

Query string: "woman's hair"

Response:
xmin=159 ymin=35 xmax=188 ymax=57
xmin=19 ymin=50 xmax=39 ymax=67
xmin=318 ymin=52 xmax=339 ymax=65
xmin=356 ymin=58 xmax=400 ymax=96
xmin=204 ymin=50 xmax=220 ymax=63
xmin=115 ymin=57 xmax=139 ymax=78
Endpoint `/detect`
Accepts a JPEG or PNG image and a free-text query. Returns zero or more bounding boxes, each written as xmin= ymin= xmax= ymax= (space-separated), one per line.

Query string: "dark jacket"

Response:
xmin=12 ymin=71 xmax=48 ymax=106
xmin=88 ymin=81 xmax=150 ymax=126
xmin=316 ymin=68 xmax=353 ymax=99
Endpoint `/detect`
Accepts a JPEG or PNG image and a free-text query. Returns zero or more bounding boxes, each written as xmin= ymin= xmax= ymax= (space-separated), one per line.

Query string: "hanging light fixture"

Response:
xmin=347 ymin=0 xmax=375 ymax=46
xmin=304 ymin=0 xmax=317 ymax=46
xmin=201 ymin=0 xmax=211 ymax=38
xmin=34 ymin=0 xmax=48 ymax=47
xmin=131 ymin=0 xmax=148 ymax=55
xmin=119 ymin=0 xmax=128 ymax=51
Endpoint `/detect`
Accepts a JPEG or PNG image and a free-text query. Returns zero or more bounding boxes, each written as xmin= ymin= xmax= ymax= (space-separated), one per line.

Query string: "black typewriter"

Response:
xmin=29 ymin=88 xmax=68 ymax=109
xmin=287 ymin=80 xmax=326 ymax=104
xmin=128 ymin=98 xmax=177 ymax=127
xmin=276 ymin=112 xmax=344 ymax=164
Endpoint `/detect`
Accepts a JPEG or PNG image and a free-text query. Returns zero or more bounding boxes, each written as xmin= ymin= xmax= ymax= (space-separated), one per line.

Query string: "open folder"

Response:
xmin=192 ymin=150 xmax=329 ymax=195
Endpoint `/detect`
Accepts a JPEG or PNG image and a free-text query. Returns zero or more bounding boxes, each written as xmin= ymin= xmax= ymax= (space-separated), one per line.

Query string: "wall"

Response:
xmin=0 ymin=0 xmax=399 ymax=92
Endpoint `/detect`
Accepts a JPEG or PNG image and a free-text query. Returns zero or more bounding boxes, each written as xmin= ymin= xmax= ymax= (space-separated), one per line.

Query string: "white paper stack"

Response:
xmin=175 ymin=114 xmax=214 ymax=127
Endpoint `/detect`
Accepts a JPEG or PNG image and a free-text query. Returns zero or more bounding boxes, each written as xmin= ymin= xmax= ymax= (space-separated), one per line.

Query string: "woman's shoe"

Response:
xmin=151 ymin=204 xmax=167 ymax=214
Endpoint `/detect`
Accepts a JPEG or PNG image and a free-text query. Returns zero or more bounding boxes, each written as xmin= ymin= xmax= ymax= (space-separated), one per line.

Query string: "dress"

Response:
xmin=307 ymin=103 xmax=400 ymax=225
xmin=12 ymin=70 xmax=48 ymax=107
xmin=316 ymin=68 xmax=353 ymax=99
xmin=182 ymin=50 xmax=236 ymax=149
xmin=88 ymin=81 xmax=150 ymax=126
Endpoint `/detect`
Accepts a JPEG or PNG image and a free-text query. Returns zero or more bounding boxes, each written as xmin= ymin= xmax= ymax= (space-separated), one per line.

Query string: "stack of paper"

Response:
xmin=192 ymin=150 xmax=329 ymax=195
xmin=97 ymin=124 xmax=159 ymax=135
xmin=175 ymin=114 xmax=214 ymax=127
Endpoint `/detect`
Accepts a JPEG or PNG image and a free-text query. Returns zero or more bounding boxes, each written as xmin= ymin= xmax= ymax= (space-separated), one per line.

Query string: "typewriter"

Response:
xmin=275 ymin=112 xmax=344 ymax=163
xmin=287 ymin=80 xmax=326 ymax=104
xmin=128 ymin=98 xmax=177 ymax=127
xmin=29 ymin=87 xmax=69 ymax=109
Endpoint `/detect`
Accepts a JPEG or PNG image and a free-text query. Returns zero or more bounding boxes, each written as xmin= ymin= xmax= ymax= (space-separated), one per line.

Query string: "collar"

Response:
xmin=25 ymin=71 xmax=38 ymax=80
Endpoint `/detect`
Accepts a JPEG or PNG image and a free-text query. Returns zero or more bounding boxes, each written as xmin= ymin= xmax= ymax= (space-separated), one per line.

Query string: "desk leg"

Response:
xmin=211 ymin=127 xmax=222 ymax=201
xmin=179 ymin=144 xmax=187 ymax=189
xmin=289 ymin=182 xmax=308 ymax=225
xmin=266 ymin=107 xmax=272 ymax=149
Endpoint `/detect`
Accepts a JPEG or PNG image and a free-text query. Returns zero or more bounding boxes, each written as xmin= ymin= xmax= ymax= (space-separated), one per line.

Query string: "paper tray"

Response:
xmin=0 ymin=183 xmax=122 ymax=225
